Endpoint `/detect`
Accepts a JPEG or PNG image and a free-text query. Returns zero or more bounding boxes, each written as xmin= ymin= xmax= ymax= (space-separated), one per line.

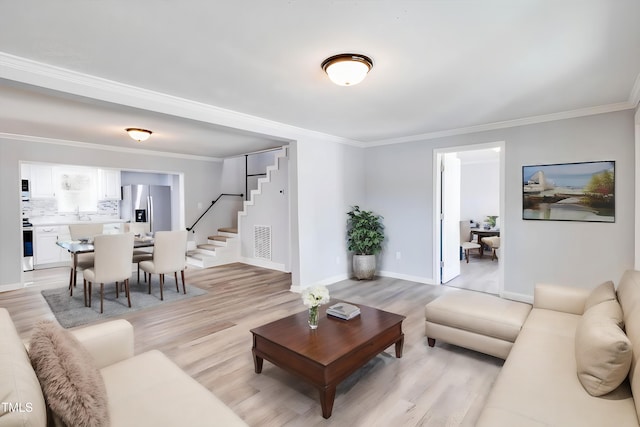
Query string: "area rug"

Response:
xmin=42 ymin=275 xmax=207 ymax=328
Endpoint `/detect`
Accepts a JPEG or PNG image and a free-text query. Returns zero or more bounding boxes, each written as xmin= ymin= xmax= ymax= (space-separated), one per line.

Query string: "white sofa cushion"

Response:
xmin=584 ymin=280 xmax=616 ymax=311
xmin=0 ymin=308 xmax=47 ymax=427
xmin=424 ymin=290 xmax=531 ymax=343
xmin=617 ymin=270 xmax=640 ymax=423
xmin=575 ymin=300 xmax=632 ymax=396
xmin=477 ymin=308 xmax=637 ymax=426
xmin=100 ymin=350 xmax=247 ymax=427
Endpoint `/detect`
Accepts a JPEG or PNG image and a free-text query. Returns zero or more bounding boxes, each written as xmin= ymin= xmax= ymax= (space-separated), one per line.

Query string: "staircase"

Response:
xmin=185 ymin=146 xmax=288 ymax=270
xmin=238 ymin=147 xmax=288 ymax=219
xmin=186 ymin=227 xmax=240 ymax=268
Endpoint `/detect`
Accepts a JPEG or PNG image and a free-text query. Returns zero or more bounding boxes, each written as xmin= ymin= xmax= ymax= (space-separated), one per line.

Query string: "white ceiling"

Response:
xmin=0 ymin=1 xmax=639 ymax=158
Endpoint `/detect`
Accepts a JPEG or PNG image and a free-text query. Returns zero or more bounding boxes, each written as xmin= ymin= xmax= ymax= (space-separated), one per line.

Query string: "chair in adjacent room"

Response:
xmin=139 ymin=230 xmax=188 ymax=301
xmin=83 ymin=232 xmax=135 ymax=313
xmin=124 ymin=223 xmax=153 ymax=283
xmin=481 ymin=236 xmax=501 ymax=261
xmin=460 ymin=220 xmax=481 ymax=263
xmin=67 ymin=223 xmax=104 ymax=296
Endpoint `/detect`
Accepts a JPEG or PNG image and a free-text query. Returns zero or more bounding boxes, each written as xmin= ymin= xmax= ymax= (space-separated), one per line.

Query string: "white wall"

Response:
xmin=364 ymin=142 xmax=435 ymax=282
xmin=221 ymin=156 xmax=245 ymax=194
xmin=365 ymin=110 xmax=635 ymax=299
xmin=0 ymin=137 xmax=223 ymax=289
xmin=239 ymin=151 xmax=289 ymax=270
xmin=460 ymin=160 xmax=499 ymax=225
xmin=292 ymin=138 xmax=365 ymax=289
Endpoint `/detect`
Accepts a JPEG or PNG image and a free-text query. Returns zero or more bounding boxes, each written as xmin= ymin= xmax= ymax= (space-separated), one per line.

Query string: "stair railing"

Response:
xmin=186 ymin=193 xmax=243 ymax=233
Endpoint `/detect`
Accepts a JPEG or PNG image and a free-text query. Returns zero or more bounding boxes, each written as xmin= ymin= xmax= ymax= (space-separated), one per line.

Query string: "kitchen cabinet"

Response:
xmin=103 ymin=223 xmax=123 ymax=234
xmin=34 ymin=226 xmax=69 ymax=267
xmin=98 ymin=169 xmax=121 ymax=200
xmin=30 ymin=164 xmax=56 ymax=198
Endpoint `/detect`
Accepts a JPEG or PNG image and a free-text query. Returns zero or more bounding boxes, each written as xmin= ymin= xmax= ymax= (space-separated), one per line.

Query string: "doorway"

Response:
xmin=433 ymin=142 xmax=505 ymax=295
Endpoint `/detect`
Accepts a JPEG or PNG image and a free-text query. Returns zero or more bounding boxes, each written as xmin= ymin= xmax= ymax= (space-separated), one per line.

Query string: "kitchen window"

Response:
xmin=54 ymin=167 xmax=98 ymax=213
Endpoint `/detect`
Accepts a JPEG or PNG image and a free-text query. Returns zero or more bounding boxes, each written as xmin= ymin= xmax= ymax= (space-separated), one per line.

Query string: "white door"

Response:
xmin=441 ymin=153 xmax=461 ymax=283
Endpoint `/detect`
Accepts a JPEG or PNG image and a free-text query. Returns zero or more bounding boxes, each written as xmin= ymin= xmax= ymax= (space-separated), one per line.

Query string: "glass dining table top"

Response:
xmin=57 ymin=237 xmax=154 ymax=253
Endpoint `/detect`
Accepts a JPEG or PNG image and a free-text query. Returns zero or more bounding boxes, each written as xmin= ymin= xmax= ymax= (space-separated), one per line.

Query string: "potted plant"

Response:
xmin=485 ymin=215 xmax=498 ymax=230
xmin=347 ymin=206 xmax=384 ymax=280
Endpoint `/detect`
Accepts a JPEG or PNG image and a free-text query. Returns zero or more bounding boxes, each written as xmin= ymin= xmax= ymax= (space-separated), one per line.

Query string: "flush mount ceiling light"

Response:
xmin=126 ymin=128 xmax=152 ymax=142
xmin=321 ymin=53 xmax=373 ymax=86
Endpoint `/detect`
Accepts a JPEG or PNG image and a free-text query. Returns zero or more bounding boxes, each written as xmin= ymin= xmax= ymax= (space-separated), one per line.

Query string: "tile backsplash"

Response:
xmin=22 ymin=199 xmax=119 ymax=220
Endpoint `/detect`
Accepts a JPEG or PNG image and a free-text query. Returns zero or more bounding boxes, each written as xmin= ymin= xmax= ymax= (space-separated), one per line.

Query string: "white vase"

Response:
xmin=353 ymin=254 xmax=376 ymax=280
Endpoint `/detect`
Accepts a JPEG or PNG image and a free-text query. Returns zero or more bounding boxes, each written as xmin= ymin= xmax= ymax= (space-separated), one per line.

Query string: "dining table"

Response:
xmin=470 ymin=228 xmax=500 ymax=256
xmin=57 ymin=236 xmax=155 ymax=295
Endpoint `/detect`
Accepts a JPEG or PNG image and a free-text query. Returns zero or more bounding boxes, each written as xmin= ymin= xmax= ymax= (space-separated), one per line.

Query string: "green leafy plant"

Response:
xmin=486 ymin=216 xmax=498 ymax=228
xmin=347 ymin=206 xmax=384 ymax=255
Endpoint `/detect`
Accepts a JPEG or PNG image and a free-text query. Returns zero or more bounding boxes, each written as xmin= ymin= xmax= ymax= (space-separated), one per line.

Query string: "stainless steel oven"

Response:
xmin=22 ymin=221 xmax=33 ymax=271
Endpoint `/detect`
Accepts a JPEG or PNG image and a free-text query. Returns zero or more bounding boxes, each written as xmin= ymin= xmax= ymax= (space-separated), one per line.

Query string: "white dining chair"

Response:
xmin=139 ymin=230 xmax=188 ymax=300
xmin=460 ymin=221 xmax=481 ymax=263
xmin=481 ymin=236 xmax=501 ymax=261
xmin=124 ymin=223 xmax=153 ymax=283
xmin=67 ymin=223 xmax=104 ymax=296
xmin=83 ymin=232 xmax=135 ymax=313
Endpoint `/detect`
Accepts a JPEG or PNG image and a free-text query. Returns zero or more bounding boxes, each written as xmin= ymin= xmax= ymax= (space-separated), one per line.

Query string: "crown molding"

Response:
xmin=0 ymin=52 xmax=363 ymax=148
xmin=0 ymin=132 xmax=224 ymax=162
xmin=366 ymin=102 xmax=636 ymax=147
xmin=0 ymin=52 xmax=635 ymax=151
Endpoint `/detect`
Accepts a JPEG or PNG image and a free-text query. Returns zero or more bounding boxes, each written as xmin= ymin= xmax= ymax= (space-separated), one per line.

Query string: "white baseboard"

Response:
xmin=290 ymin=273 xmax=350 ymax=293
xmin=316 ymin=274 xmax=350 ymax=286
xmin=0 ymin=282 xmax=23 ymax=293
xmin=500 ymin=291 xmax=534 ymax=304
xmin=240 ymin=257 xmax=287 ymax=272
xmin=377 ymin=270 xmax=436 ymax=285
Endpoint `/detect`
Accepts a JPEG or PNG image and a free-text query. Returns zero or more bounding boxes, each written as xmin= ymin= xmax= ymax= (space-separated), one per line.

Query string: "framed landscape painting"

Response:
xmin=522 ymin=160 xmax=615 ymax=222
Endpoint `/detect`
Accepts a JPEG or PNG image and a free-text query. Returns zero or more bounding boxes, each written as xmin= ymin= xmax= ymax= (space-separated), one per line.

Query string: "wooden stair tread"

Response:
xmin=197 ymin=244 xmax=217 ymax=250
xmin=218 ymin=227 xmax=237 ymax=234
xmin=207 ymin=235 xmax=229 ymax=241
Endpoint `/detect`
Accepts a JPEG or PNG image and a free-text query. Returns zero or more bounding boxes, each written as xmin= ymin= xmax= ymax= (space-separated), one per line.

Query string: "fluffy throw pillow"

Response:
xmin=584 ymin=280 xmax=616 ymax=312
xmin=28 ymin=321 xmax=109 ymax=427
xmin=575 ymin=300 xmax=632 ymax=396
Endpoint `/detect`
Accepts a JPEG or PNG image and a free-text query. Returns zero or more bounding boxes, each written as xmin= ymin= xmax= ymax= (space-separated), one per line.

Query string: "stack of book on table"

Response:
xmin=327 ymin=303 xmax=361 ymax=320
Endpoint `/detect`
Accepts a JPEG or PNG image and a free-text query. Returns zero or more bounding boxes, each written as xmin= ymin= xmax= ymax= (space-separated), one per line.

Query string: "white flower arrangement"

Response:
xmin=301 ymin=285 xmax=330 ymax=308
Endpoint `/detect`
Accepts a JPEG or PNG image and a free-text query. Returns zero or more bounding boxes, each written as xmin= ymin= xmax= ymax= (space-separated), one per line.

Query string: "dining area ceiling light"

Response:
xmin=126 ymin=128 xmax=152 ymax=142
xmin=321 ymin=54 xmax=373 ymax=86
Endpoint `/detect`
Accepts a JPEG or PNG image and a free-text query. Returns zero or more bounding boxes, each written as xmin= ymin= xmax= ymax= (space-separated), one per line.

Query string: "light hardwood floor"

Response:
xmin=445 ymin=255 xmax=500 ymax=295
xmin=2 ymin=264 xmax=503 ymax=426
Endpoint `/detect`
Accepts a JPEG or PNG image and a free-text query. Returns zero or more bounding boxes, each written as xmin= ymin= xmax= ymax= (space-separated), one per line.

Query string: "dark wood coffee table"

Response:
xmin=250 ymin=301 xmax=405 ymax=418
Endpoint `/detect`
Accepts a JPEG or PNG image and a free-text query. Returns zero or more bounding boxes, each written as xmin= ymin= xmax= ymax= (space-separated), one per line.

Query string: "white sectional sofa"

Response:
xmin=0 ymin=308 xmax=247 ymax=427
xmin=475 ymin=270 xmax=640 ymax=426
xmin=426 ymin=270 xmax=640 ymax=426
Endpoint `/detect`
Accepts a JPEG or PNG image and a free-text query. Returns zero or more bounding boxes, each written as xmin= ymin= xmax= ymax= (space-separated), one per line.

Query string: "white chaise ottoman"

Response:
xmin=425 ymin=290 xmax=532 ymax=359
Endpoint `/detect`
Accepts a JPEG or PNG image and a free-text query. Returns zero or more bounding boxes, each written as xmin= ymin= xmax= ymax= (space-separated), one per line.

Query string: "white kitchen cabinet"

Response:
xmin=103 ymin=223 xmax=123 ymax=234
xmin=98 ymin=169 xmax=121 ymax=200
xmin=30 ymin=164 xmax=56 ymax=198
xmin=34 ymin=226 xmax=69 ymax=267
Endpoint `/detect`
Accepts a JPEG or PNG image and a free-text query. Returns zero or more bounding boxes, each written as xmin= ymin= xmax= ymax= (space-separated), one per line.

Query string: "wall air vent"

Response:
xmin=254 ymin=225 xmax=272 ymax=260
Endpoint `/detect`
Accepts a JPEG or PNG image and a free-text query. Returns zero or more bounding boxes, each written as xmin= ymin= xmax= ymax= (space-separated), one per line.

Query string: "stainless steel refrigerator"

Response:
xmin=121 ymin=185 xmax=172 ymax=233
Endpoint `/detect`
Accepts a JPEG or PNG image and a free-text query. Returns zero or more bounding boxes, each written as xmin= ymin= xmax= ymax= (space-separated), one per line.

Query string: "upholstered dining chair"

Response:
xmin=460 ymin=221 xmax=481 ymax=263
xmin=83 ymin=232 xmax=135 ymax=313
xmin=481 ymin=236 xmax=501 ymax=261
xmin=139 ymin=230 xmax=188 ymax=301
xmin=67 ymin=223 xmax=104 ymax=296
xmin=124 ymin=223 xmax=153 ymax=283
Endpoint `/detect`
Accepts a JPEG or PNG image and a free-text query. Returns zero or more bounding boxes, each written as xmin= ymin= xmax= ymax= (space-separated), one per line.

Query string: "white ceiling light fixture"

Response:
xmin=321 ymin=53 xmax=373 ymax=86
xmin=126 ymin=128 xmax=152 ymax=142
